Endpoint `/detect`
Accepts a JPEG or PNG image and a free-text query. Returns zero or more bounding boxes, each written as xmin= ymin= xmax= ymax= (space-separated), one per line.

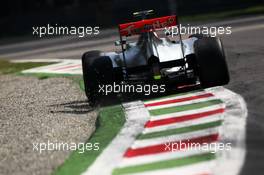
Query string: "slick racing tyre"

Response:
xmin=189 ymin=34 xmax=210 ymax=39
xmin=194 ymin=37 xmax=230 ymax=88
xmin=82 ymin=51 xmax=114 ymax=106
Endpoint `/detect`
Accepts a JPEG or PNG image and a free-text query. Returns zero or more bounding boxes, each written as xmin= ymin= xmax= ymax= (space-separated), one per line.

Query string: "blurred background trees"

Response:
xmin=0 ymin=0 xmax=263 ymax=38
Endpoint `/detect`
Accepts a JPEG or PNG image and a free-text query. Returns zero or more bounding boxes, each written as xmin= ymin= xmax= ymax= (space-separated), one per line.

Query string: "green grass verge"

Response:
xmin=0 ymin=59 xmax=82 ymax=82
xmin=19 ymin=72 xmax=81 ymax=79
xmin=181 ymin=5 xmax=264 ymax=22
xmin=53 ymin=105 xmax=125 ymax=175
xmin=0 ymin=60 xmax=51 ymax=75
xmin=149 ymin=99 xmax=223 ymax=116
xmin=19 ymin=72 xmax=85 ymax=92
xmin=0 ymin=59 xmax=83 ymax=82
xmin=137 ymin=120 xmax=222 ymax=140
xmin=112 ymin=153 xmax=215 ymax=175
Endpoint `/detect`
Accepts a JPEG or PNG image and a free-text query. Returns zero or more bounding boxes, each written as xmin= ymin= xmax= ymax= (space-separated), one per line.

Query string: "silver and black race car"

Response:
xmin=82 ymin=10 xmax=229 ymax=105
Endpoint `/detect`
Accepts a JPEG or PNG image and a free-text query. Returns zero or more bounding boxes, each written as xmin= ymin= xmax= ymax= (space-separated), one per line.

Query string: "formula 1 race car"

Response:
xmin=82 ymin=10 xmax=229 ymax=105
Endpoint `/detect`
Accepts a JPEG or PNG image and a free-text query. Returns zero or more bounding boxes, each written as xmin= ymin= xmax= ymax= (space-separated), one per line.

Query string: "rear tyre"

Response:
xmin=194 ymin=37 xmax=230 ymax=88
xmin=82 ymin=51 xmax=114 ymax=106
xmin=189 ymin=34 xmax=210 ymax=39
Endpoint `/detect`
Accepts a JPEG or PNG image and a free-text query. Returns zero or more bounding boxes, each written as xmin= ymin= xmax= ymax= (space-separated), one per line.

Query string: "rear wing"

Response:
xmin=119 ymin=15 xmax=177 ymax=37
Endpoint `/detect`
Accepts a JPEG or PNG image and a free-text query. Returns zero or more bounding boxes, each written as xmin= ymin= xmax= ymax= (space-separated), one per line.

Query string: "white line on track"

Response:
xmin=0 ymin=36 xmax=117 ymax=58
xmin=232 ymin=24 xmax=264 ymax=33
xmin=11 ymin=58 xmax=64 ymax=63
xmin=203 ymin=15 xmax=264 ymax=28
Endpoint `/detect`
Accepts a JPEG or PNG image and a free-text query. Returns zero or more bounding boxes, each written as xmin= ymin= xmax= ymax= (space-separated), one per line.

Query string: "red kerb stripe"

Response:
xmin=145 ymin=108 xmax=225 ymax=128
xmin=52 ymin=64 xmax=81 ymax=71
xmin=145 ymin=93 xmax=214 ymax=107
xmin=124 ymin=134 xmax=219 ymax=158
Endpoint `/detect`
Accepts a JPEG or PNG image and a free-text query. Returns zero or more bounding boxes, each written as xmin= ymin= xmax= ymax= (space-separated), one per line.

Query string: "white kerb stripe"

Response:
xmin=144 ymin=90 xmax=207 ymax=105
xmin=132 ymin=127 xmax=219 ymax=149
xmin=119 ymin=149 xmax=215 ymax=168
xmin=146 ymin=96 xmax=218 ymax=110
xmin=143 ymin=114 xmax=223 ymax=134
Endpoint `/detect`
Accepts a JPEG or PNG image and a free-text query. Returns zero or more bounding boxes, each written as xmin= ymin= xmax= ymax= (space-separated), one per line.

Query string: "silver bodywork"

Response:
xmin=104 ymin=34 xmax=198 ymax=68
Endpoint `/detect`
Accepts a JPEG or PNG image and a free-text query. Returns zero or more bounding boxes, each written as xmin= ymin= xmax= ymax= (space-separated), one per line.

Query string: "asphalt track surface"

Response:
xmin=0 ymin=15 xmax=264 ymax=174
